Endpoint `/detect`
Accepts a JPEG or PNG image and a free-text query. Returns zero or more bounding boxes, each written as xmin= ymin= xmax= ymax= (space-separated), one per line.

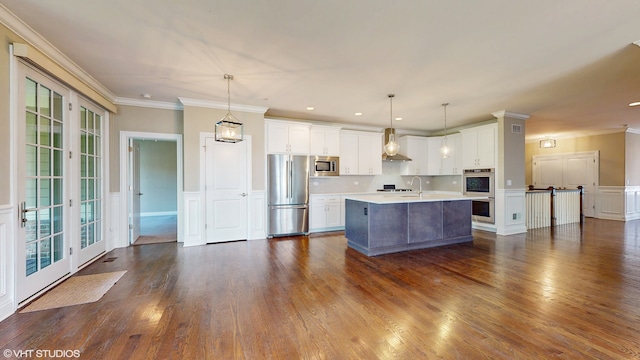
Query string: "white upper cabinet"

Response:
xmin=441 ymin=133 xmax=462 ymax=175
xmin=358 ymin=132 xmax=382 ymax=175
xmin=399 ymin=136 xmax=429 ymax=175
xmin=433 ymin=133 xmax=462 ymax=175
xmin=460 ymin=123 xmax=497 ymax=169
xmin=266 ymin=120 xmax=310 ymax=154
xmin=339 ymin=131 xmax=359 ymax=175
xmin=309 ymin=125 xmax=341 ymax=156
xmin=339 ymin=130 xmax=382 ymax=175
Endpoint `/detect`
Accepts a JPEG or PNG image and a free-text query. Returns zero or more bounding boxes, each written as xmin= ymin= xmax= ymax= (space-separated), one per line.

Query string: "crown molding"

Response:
xmin=0 ymin=4 xmax=117 ymax=103
xmin=491 ymin=110 xmax=530 ymax=120
xmin=115 ymin=97 xmax=183 ymax=111
xmin=525 ymin=127 xmax=633 ymax=143
xmin=178 ymin=97 xmax=268 ymax=114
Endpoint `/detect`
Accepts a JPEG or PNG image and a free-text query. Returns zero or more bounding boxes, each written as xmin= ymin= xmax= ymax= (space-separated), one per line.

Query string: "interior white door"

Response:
xmin=532 ymin=152 xmax=598 ymax=218
xmin=532 ymin=155 xmax=563 ymax=188
xmin=128 ymin=138 xmax=141 ymax=244
xmin=564 ymin=153 xmax=597 ymax=217
xmin=204 ymin=137 xmax=248 ymax=242
xmin=77 ymin=100 xmax=106 ymax=264
xmin=16 ymin=64 xmax=72 ymax=303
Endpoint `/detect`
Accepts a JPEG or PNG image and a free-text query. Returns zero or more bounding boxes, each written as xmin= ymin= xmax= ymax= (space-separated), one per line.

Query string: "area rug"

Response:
xmin=20 ymin=270 xmax=127 ymax=313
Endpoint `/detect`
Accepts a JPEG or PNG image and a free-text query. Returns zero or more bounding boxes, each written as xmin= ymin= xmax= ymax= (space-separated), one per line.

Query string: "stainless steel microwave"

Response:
xmin=310 ymin=156 xmax=339 ymax=177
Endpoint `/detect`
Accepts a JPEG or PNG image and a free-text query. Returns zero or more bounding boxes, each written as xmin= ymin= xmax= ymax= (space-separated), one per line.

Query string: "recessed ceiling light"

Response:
xmin=629 ymin=101 xmax=640 ymax=107
xmin=141 ymin=93 xmax=152 ymax=99
xmin=355 ymin=112 xmax=363 ymax=116
xmin=306 ymin=106 xmax=315 ymax=111
xmin=395 ymin=117 xmax=403 ymax=121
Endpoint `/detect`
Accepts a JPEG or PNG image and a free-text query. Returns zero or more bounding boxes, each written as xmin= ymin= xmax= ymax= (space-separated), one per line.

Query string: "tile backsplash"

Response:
xmin=309 ymin=161 xmax=463 ymax=194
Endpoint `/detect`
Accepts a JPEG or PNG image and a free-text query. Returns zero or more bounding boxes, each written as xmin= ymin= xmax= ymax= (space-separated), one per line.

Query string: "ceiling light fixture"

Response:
xmin=440 ymin=103 xmax=450 ymax=158
xmin=539 ymin=136 xmax=556 ymax=148
xmin=306 ymin=106 xmax=315 ymax=111
xmin=215 ymin=74 xmax=243 ymax=143
xmin=355 ymin=112 xmax=363 ymax=116
xmin=384 ymin=94 xmax=400 ymax=156
xmin=629 ymin=101 xmax=640 ymax=107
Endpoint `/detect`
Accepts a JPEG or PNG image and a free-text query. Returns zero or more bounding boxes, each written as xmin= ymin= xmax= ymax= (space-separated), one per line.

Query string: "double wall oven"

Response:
xmin=463 ymin=168 xmax=495 ymax=224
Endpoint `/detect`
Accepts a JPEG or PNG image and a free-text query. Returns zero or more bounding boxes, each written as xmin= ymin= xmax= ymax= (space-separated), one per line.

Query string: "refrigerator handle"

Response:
xmin=286 ymin=159 xmax=290 ymax=200
xmin=289 ymin=159 xmax=293 ymax=200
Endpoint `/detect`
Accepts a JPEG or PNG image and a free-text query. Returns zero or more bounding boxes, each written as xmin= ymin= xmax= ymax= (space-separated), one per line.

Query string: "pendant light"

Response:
xmin=440 ymin=103 xmax=450 ymax=158
xmin=384 ymin=94 xmax=400 ymax=156
xmin=215 ymin=74 xmax=243 ymax=143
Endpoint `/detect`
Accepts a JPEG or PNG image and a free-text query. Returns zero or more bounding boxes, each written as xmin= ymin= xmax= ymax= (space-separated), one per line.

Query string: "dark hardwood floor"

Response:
xmin=2 ymin=218 xmax=640 ymax=359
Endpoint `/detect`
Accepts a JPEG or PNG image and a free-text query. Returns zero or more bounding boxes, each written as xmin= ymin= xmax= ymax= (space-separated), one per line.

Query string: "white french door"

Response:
xmin=16 ymin=63 xmax=107 ymax=303
xmin=77 ymin=100 xmax=106 ymax=265
xmin=16 ymin=64 xmax=71 ymax=303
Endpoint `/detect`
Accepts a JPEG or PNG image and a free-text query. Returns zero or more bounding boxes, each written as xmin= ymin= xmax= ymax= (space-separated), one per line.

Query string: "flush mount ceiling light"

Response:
xmin=629 ymin=101 xmax=640 ymax=107
xmin=306 ymin=106 xmax=315 ymax=111
xmin=215 ymin=74 xmax=243 ymax=143
xmin=384 ymin=94 xmax=400 ymax=156
xmin=539 ymin=136 xmax=556 ymax=148
xmin=440 ymin=103 xmax=450 ymax=158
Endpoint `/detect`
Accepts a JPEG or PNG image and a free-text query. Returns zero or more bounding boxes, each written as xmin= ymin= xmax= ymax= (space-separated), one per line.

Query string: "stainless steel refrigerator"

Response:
xmin=267 ymin=154 xmax=309 ymax=237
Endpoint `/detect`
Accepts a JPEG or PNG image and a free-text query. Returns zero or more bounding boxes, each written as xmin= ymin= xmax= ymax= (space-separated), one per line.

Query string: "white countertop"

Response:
xmin=343 ymin=193 xmax=488 ymax=204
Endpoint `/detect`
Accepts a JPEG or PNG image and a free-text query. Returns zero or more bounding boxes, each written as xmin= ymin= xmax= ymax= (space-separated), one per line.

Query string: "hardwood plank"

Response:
xmin=2 ymin=219 xmax=640 ymax=358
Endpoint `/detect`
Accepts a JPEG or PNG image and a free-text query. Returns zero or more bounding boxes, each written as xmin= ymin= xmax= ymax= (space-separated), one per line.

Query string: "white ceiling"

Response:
xmin=3 ymin=1 xmax=640 ymax=140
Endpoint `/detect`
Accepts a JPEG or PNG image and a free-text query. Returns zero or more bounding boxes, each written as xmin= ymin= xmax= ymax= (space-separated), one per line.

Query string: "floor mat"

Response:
xmin=19 ymin=271 xmax=127 ymax=313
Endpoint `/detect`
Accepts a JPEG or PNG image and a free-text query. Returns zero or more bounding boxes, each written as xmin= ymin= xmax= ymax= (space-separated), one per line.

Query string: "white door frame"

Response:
xmin=199 ymin=133 xmax=252 ymax=245
xmin=119 ymin=131 xmax=183 ymax=247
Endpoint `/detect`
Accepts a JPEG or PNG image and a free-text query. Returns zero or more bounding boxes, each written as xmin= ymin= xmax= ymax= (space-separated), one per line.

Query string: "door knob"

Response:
xmin=240 ymin=193 xmax=247 ymax=197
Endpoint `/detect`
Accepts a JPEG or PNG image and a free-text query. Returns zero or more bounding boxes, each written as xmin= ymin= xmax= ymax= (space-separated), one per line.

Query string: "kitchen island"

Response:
xmin=344 ymin=193 xmax=486 ymax=256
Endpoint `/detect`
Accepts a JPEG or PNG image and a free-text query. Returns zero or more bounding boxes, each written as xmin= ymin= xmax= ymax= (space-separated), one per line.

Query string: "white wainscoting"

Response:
xmin=109 ymin=193 xmax=126 ymax=249
xmin=250 ymin=190 xmax=266 ymax=240
xmin=0 ymin=205 xmax=15 ymax=322
xmin=597 ymin=186 xmax=625 ymax=221
xmin=625 ymin=186 xmax=640 ymax=221
xmin=496 ymin=189 xmax=527 ymax=235
xmin=183 ymin=191 xmax=203 ymax=247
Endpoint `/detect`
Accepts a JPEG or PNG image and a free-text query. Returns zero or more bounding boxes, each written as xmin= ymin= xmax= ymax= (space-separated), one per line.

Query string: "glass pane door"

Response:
xmin=78 ymin=101 xmax=106 ymax=264
xmin=17 ymin=65 xmax=71 ymax=304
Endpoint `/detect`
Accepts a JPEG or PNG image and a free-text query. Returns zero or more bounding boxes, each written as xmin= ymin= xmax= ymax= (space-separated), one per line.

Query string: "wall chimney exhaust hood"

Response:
xmin=382 ymin=128 xmax=412 ymax=161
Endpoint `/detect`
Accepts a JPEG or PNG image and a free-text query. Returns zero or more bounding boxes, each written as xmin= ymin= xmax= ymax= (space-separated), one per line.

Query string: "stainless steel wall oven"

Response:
xmin=463 ymin=168 xmax=495 ymax=224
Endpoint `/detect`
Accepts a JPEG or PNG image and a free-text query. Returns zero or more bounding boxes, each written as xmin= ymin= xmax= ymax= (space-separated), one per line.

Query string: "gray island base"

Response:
xmin=344 ymin=194 xmax=477 ymax=256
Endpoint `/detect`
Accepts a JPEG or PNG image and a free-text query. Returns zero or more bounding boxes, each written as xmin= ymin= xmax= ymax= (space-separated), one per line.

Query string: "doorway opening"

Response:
xmin=134 ymin=139 xmax=178 ymax=245
xmin=119 ymin=132 xmax=183 ymax=247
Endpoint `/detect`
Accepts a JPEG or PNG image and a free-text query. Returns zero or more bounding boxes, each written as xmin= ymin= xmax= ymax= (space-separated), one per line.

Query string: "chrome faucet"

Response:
xmin=411 ymin=176 xmax=422 ymax=196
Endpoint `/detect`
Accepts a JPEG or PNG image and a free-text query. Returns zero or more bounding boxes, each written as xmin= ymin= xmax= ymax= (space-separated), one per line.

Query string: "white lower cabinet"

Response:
xmin=310 ymin=194 xmax=343 ymax=232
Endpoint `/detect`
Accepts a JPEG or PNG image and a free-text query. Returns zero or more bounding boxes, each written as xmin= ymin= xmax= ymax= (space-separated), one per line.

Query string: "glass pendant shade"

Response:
xmin=384 ymin=132 xmax=399 ymax=156
xmin=384 ymin=94 xmax=400 ymax=156
xmin=216 ymin=74 xmax=243 ymax=143
xmin=440 ymin=102 xmax=450 ymax=158
xmin=215 ymin=115 xmax=243 ymax=143
xmin=440 ymin=140 xmax=450 ymax=158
